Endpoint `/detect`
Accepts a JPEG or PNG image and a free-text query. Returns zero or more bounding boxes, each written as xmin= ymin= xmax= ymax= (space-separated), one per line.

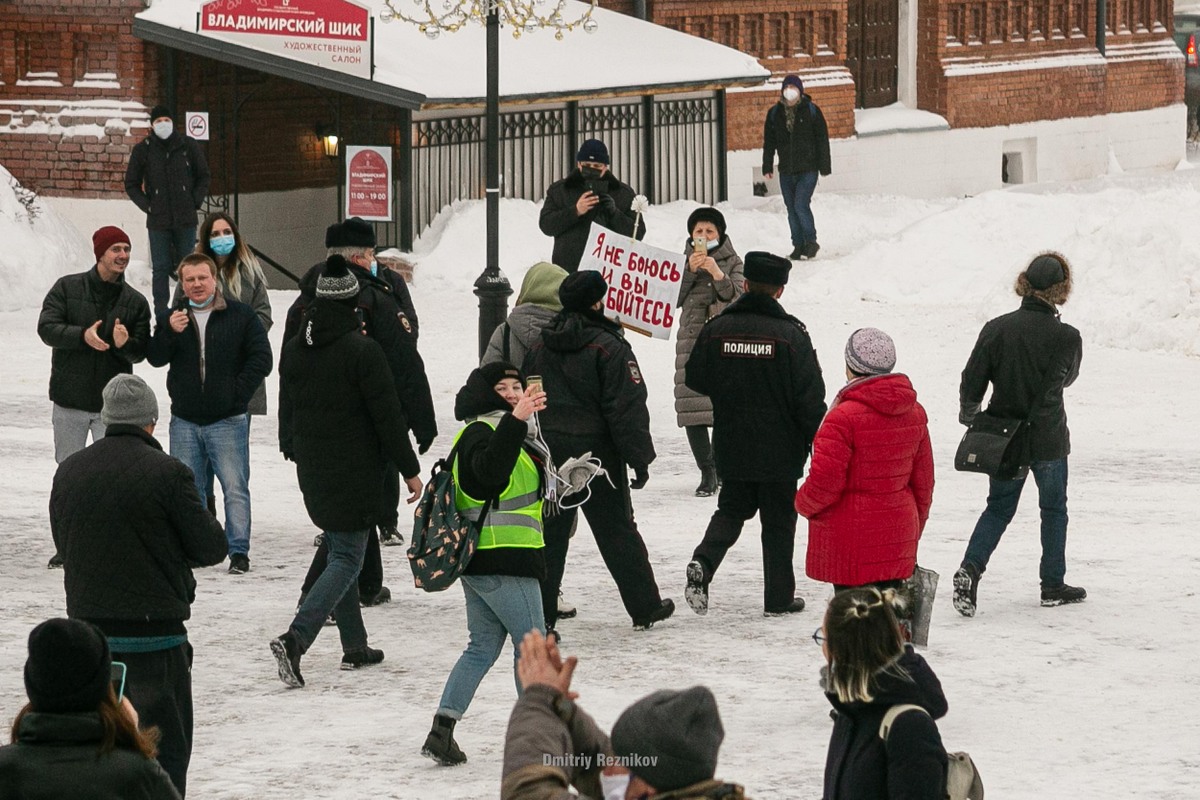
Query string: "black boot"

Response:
xmin=422 ymin=714 xmax=467 ymax=766
xmin=695 ymin=466 xmax=719 ymax=497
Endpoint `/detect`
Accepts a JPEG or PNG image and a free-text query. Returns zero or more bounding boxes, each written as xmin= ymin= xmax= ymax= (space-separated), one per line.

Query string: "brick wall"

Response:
xmin=0 ymin=0 xmax=155 ymax=198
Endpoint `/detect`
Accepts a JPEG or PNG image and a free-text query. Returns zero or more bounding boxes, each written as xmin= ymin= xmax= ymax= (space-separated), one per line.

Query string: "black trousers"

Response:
xmin=303 ymin=528 xmax=380 ymax=598
xmin=541 ymin=441 xmax=663 ymax=627
xmin=692 ymin=479 xmax=798 ymax=612
xmin=685 ymin=425 xmax=715 ymax=471
xmin=113 ymin=643 xmax=193 ymax=798
xmin=379 ymin=461 xmax=400 ymax=529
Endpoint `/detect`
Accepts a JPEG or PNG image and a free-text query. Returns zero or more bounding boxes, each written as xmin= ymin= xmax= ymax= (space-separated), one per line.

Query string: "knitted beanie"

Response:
xmin=844 ymin=327 xmax=897 ymax=376
xmin=611 ymin=686 xmax=724 ymax=792
xmin=24 ymin=619 xmax=112 ymax=713
xmin=101 ymin=374 xmax=159 ymax=427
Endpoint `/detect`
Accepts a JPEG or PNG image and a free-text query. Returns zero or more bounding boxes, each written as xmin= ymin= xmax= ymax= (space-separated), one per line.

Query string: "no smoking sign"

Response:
xmin=185 ymin=111 xmax=209 ymax=141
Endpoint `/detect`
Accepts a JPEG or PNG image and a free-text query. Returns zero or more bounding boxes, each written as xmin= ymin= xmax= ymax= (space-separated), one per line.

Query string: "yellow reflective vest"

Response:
xmin=452 ymin=419 xmax=544 ymax=550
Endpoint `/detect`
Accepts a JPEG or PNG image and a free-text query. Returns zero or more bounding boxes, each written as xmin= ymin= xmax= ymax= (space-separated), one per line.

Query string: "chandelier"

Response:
xmin=378 ymin=0 xmax=600 ymax=40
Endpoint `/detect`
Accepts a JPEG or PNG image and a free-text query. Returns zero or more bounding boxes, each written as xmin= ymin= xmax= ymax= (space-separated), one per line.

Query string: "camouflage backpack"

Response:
xmin=407 ymin=440 xmax=494 ymax=592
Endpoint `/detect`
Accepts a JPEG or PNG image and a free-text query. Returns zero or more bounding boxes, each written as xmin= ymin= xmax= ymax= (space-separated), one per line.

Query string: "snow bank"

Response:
xmin=0 ymin=166 xmax=91 ymax=312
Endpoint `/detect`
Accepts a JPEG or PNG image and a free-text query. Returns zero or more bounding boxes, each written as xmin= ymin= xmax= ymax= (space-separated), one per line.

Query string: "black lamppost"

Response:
xmin=379 ymin=0 xmax=600 ymax=360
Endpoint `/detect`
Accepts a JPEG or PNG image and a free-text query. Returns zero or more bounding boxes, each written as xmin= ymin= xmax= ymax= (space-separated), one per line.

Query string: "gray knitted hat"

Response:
xmin=610 ymin=686 xmax=724 ymax=792
xmin=845 ymin=327 xmax=896 ymax=376
xmin=101 ymin=374 xmax=158 ymax=427
xmin=316 ymin=255 xmax=359 ymax=301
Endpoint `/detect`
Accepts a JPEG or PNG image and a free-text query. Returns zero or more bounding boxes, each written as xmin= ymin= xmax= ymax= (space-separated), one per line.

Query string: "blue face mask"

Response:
xmin=706 ymin=238 xmax=720 ymax=251
xmin=210 ymin=234 xmax=235 ymax=257
xmin=188 ymin=294 xmax=215 ymax=310
xmin=369 ymin=260 xmax=379 ymax=277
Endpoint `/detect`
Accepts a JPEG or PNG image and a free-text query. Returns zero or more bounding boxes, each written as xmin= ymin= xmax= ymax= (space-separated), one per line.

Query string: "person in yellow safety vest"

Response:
xmin=422 ymin=361 xmax=552 ymax=767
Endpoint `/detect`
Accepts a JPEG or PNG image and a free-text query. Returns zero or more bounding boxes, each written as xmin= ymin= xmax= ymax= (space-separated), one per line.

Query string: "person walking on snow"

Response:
xmin=762 ymin=75 xmax=831 ymax=261
xmin=953 ymin=252 xmax=1086 ymax=616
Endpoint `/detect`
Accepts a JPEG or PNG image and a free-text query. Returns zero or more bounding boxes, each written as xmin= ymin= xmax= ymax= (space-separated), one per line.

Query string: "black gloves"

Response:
xmin=282 ymin=450 xmax=295 ymax=463
xmin=630 ymin=466 xmax=649 ymax=490
xmin=418 ymin=438 xmax=434 ymax=455
xmin=596 ymin=193 xmax=617 ymax=217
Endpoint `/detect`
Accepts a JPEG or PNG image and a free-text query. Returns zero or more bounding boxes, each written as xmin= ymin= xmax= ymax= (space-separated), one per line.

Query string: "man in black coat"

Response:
xmin=523 ymin=271 xmax=674 ymax=632
xmin=284 ymin=217 xmax=436 ymax=604
xmin=124 ymin=104 xmax=211 ymax=315
xmin=50 ymin=374 xmax=228 ymax=797
xmin=272 ymin=256 xmax=424 ymax=687
xmin=37 ymin=225 xmax=151 ymax=568
xmin=684 ymin=251 xmax=827 ymax=616
xmin=954 ymin=252 xmax=1085 ymax=616
xmin=762 ymin=75 xmax=832 ymax=261
xmin=147 ymin=253 xmax=272 ymax=575
xmin=538 ymin=139 xmax=646 ymax=272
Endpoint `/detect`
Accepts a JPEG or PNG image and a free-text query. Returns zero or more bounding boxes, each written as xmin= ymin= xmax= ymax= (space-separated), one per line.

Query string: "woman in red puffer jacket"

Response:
xmin=797 ymin=328 xmax=934 ymax=590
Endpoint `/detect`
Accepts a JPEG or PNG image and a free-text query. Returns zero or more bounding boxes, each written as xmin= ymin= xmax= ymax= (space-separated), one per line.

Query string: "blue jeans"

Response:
xmin=436 ymin=574 xmax=544 ymax=719
xmin=148 ymin=226 xmax=197 ymax=316
xmin=290 ymin=529 xmax=369 ymax=654
xmin=779 ymin=171 xmax=819 ymax=248
xmin=963 ymin=458 xmax=1069 ymax=587
xmin=169 ymin=414 xmax=252 ymax=556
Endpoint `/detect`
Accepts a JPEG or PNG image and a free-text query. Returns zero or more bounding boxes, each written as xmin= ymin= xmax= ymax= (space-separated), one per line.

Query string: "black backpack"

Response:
xmin=407 ymin=440 xmax=494 ymax=592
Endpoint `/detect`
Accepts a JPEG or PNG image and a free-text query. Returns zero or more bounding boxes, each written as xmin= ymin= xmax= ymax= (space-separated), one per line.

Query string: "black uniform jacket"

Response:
xmin=960 ymin=296 xmax=1082 ymax=463
xmin=686 ymin=292 xmax=827 ymax=482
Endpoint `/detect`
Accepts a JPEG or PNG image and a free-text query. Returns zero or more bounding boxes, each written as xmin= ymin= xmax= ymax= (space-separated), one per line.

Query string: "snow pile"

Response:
xmin=0 ymin=166 xmax=91 ymax=312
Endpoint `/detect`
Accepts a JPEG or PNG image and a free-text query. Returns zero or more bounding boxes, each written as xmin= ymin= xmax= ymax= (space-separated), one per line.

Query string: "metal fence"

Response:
xmin=398 ymin=93 xmax=724 ymax=245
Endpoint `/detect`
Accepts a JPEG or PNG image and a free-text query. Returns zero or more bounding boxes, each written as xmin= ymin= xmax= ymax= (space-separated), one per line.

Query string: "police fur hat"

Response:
xmin=743 ymin=251 xmax=792 ymax=286
xmin=1015 ymin=251 xmax=1072 ymax=305
xmin=611 ymin=686 xmax=725 ymax=792
xmin=325 ymin=217 xmax=377 ymax=249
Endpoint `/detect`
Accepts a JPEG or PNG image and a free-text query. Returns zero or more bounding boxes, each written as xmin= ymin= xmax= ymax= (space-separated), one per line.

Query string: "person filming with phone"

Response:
xmin=0 ymin=618 xmax=182 ymax=799
xmin=538 ymin=139 xmax=646 ymax=272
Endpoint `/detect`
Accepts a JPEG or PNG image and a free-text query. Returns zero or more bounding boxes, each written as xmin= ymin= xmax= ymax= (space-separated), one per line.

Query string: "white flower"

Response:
xmin=631 ymin=194 xmax=650 ymax=214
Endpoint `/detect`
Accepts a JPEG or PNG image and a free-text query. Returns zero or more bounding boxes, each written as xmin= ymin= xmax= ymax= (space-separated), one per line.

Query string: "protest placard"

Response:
xmin=577 ymin=222 xmax=684 ymax=340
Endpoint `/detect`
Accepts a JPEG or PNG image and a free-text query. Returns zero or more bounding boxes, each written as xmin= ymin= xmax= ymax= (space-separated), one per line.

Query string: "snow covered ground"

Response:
xmin=2 ymin=163 xmax=1199 ymax=799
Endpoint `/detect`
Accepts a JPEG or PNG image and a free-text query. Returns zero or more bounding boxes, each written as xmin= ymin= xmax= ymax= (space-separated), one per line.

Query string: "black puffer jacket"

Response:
xmin=685 ymin=292 xmax=827 ymax=481
xmin=0 ymin=712 xmax=181 ymax=800
xmin=37 ymin=267 xmax=152 ymax=413
xmin=49 ymin=426 xmax=228 ymax=637
xmin=762 ymin=97 xmax=832 ymax=176
xmin=285 ymin=260 xmax=435 ymax=449
xmin=538 ymin=168 xmax=646 ymax=272
xmin=124 ymin=132 xmax=210 ymax=231
xmin=823 ymin=646 xmax=949 ymax=800
xmin=146 ymin=293 xmax=273 ymax=426
xmin=279 ymin=300 xmax=419 ymax=532
xmin=523 ymin=309 xmax=655 ymax=472
xmin=960 ymin=296 xmax=1083 ymax=463
xmin=452 ymin=372 xmax=547 ymax=581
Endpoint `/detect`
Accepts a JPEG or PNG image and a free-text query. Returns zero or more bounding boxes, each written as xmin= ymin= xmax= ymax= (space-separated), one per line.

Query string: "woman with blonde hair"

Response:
xmin=0 ymin=618 xmax=180 ymax=799
xmin=818 ymin=588 xmax=948 ymax=800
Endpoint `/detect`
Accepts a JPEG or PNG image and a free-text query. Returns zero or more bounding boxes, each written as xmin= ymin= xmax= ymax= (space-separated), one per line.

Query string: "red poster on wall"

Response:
xmin=345 ymin=146 xmax=392 ymax=221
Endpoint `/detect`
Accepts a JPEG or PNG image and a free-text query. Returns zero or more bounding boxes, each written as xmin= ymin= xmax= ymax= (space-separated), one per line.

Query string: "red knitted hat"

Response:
xmin=92 ymin=226 xmax=131 ymax=262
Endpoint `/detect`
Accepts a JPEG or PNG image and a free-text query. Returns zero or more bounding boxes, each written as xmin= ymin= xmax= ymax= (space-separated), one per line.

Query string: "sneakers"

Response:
xmin=1041 ymin=584 xmax=1087 ymax=607
xmin=341 ymin=646 xmax=385 ymax=670
xmin=422 ymin=715 xmax=467 ymax=766
xmin=953 ymin=564 xmax=981 ymax=618
xmin=228 ymin=553 xmax=250 ymax=574
xmin=379 ymin=524 xmax=405 ymax=547
xmin=269 ymin=632 xmax=304 ymax=688
xmin=47 ymin=553 xmax=64 ymax=569
xmin=802 ymin=241 xmax=821 ymax=259
xmin=360 ymin=586 xmax=392 ymax=607
xmin=695 ymin=467 xmax=719 ymax=498
xmin=556 ymin=591 xmax=577 ymax=620
xmin=764 ymin=598 xmax=806 ymax=616
xmin=313 ymin=533 xmax=325 ymax=548
xmin=685 ymin=560 xmax=710 ymax=616
xmin=633 ymin=599 xmax=676 ymax=630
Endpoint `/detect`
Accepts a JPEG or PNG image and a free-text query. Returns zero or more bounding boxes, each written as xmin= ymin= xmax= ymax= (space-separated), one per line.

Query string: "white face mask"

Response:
xmin=783 ymin=87 xmax=801 ymax=103
xmin=153 ymin=120 xmax=174 ymax=140
xmin=600 ymin=772 xmax=630 ymax=800
xmin=706 ymin=238 xmax=720 ymax=251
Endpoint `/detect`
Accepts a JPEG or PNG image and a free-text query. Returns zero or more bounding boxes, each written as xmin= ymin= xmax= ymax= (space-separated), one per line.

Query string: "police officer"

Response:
xmin=683 ymin=251 xmax=827 ymax=616
xmin=524 ymin=270 xmax=675 ymax=633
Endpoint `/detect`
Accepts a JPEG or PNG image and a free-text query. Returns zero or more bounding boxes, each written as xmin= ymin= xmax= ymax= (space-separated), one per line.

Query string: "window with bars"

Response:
xmin=968 ymin=4 xmax=985 ymax=44
xmin=745 ymin=16 xmax=764 ymax=55
xmin=817 ymin=11 xmax=836 ymax=55
xmin=989 ymin=5 xmax=1007 ymax=42
xmin=1031 ymin=2 xmax=1048 ymax=39
xmin=794 ymin=14 xmax=810 ymax=56
xmin=769 ymin=14 xmax=789 ymax=54
xmin=1069 ymin=0 xmax=1085 ymax=36
xmin=948 ymin=6 xmax=965 ymax=44
xmin=713 ymin=16 xmax=736 ymax=48
xmin=1011 ymin=1 xmax=1028 ymax=40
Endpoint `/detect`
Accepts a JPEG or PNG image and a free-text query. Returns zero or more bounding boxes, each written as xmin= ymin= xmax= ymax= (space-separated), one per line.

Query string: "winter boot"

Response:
xmin=379 ymin=524 xmax=405 ymax=547
xmin=764 ymin=598 xmax=806 ymax=616
xmin=228 ymin=553 xmax=250 ymax=574
xmin=47 ymin=553 xmax=64 ymax=569
xmin=269 ymin=632 xmax=304 ymax=688
xmin=422 ymin=715 xmax=467 ymax=766
xmin=802 ymin=241 xmax=821 ymax=259
xmin=632 ymin=599 xmax=676 ymax=630
xmin=556 ymin=591 xmax=577 ymax=620
xmin=685 ymin=560 xmax=710 ymax=616
xmin=341 ymin=646 xmax=385 ymax=670
xmin=1040 ymin=583 xmax=1087 ymax=607
xmin=788 ymin=245 xmax=805 ymax=261
xmin=953 ymin=564 xmax=981 ymax=618
xmin=695 ymin=466 xmax=719 ymax=498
